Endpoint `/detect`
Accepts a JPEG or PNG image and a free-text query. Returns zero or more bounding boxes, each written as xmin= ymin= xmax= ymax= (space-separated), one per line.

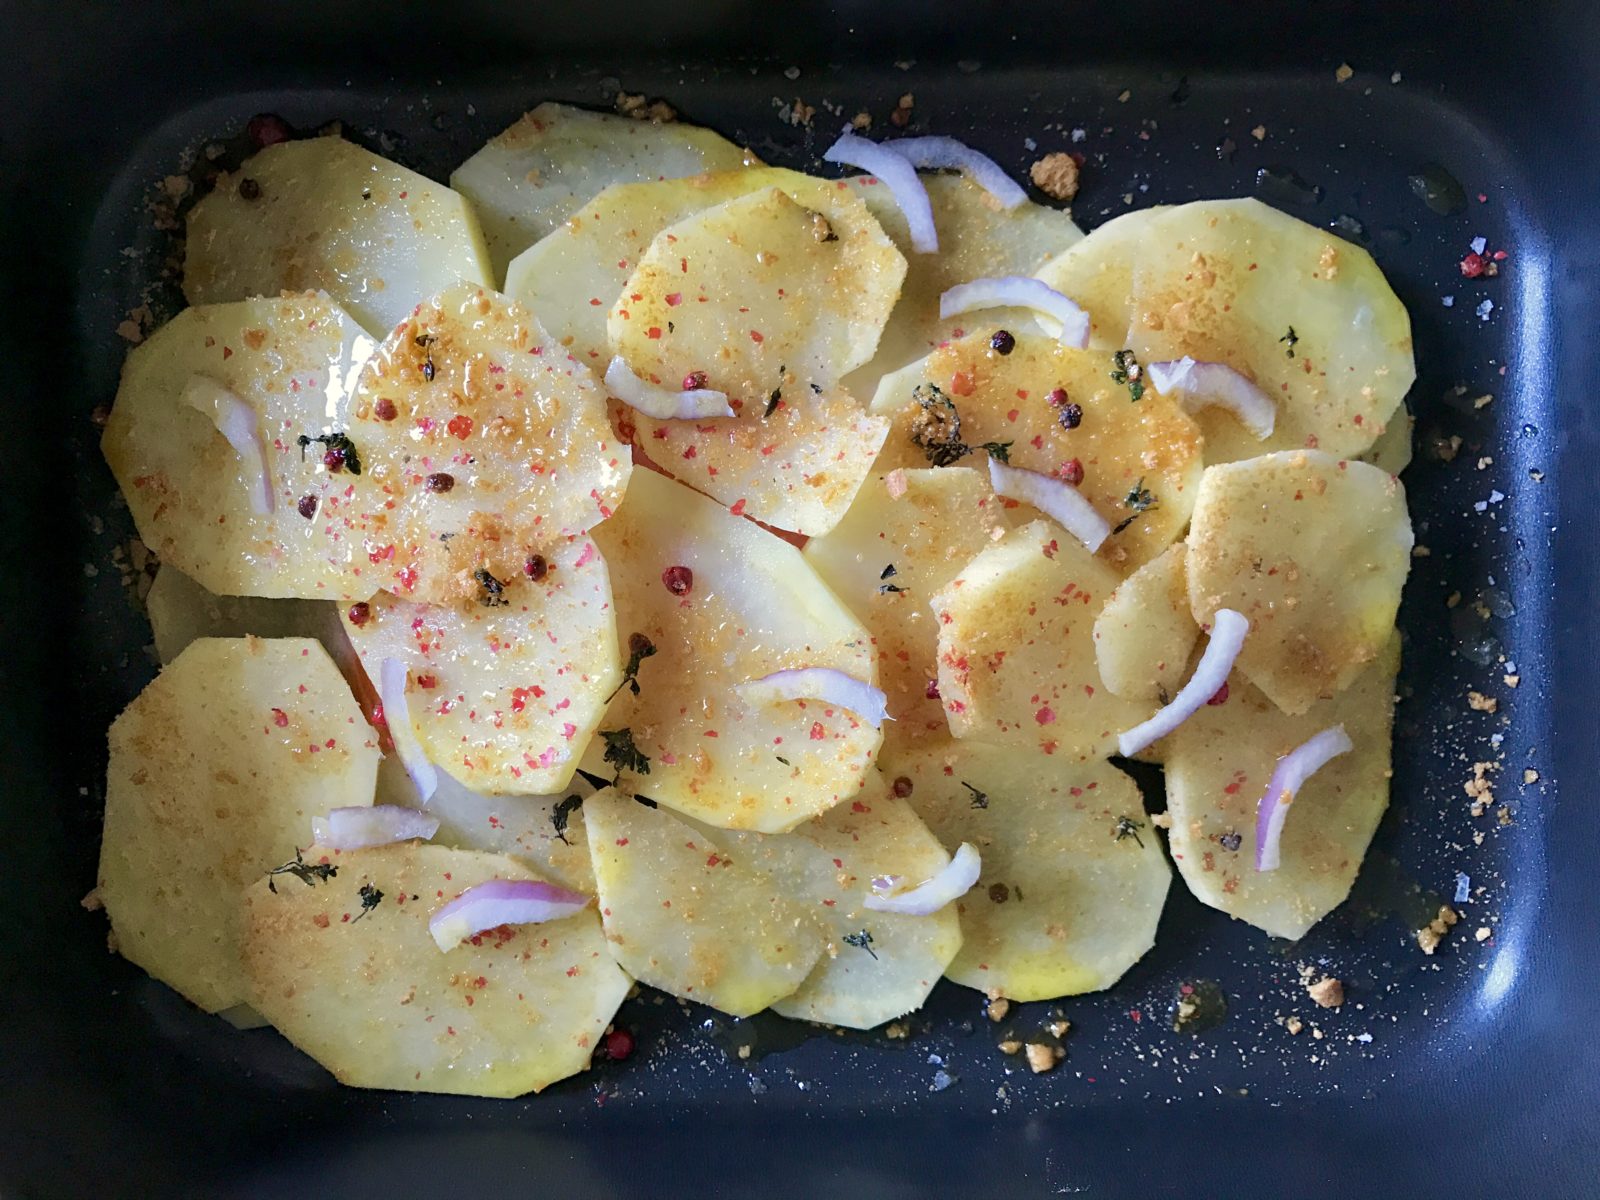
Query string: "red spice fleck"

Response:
xmin=729 ymin=498 xmax=747 ymax=516
xmin=297 ymin=494 xmax=318 ymax=519
xmin=600 ymin=1028 xmax=635 ymax=1061
xmin=271 ymin=707 xmax=289 ymax=728
xmin=665 ymin=293 xmax=683 ymax=307
xmin=1460 ymin=252 xmax=1487 ymax=278
xmin=647 ymin=326 xmax=662 ymax=340
xmin=397 ymin=566 xmax=419 ymax=591
xmin=1207 ymin=681 xmax=1230 ymax=706
xmin=851 ymin=801 xmax=869 ymax=813
xmin=347 ymin=602 xmax=371 ymax=627
xmin=892 ymin=775 xmax=913 ymax=798
xmin=681 ymin=445 xmax=698 ymax=460
xmin=809 ymin=721 xmax=826 ymax=741
xmin=749 ymin=330 xmax=764 ymax=343
xmin=246 ymin=113 xmax=291 ymax=147
xmin=322 ymin=447 xmax=347 ymax=472
xmin=574 ymin=542 xmax=597 ymax=568
xmin=447 ymin=414 xmax=474 ymax=439
xmin=925 ymin=679 xmax=942 ymax=700
xmin=661 ymin=565 xmax=694 ymax=596
xmin=312 ymin=913 xmax=330 ymax=928
xmin=950 ymin=371 xmax=976 ymax=397
xmin=1035 ymin=706 xmax=1056 ymax=725
xmin=615 ymin=838 xmax=629 ymax=846
xmin=1058 ymin=459 xmax=1084 ymax=486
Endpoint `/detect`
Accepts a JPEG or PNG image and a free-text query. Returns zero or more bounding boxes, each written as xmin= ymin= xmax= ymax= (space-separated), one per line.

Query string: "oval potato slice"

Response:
xmin=97 ymin=637 xmax=380 ymax=1012
xmin=1359 ymin=407 xmax=1414 ymax=476
xmin=1186 ymin=450 xmax=1412 ymax=716
xmin=1091 ymin=542 xmax=1197 ymax=703
xmin=145 ymin=563 xmax=350 ymax=669
xmin=241 ymin=842 xmax=628 ymax=1096
xmin=184 ymin=137 xmax=492 ymax=337
xmin=1033 ymin=206 xmax=1166 ymax=349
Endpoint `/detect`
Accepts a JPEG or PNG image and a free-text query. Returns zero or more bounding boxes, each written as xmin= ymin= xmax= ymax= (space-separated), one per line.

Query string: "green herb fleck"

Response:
xmin=607 ymin=632 xmax=658 ymax=703
xmin=880 ymin=563 xmax=898 ymax=580
xmin=296 ymin=431 xmax=363 ymax=475
xmin=962 ymin=781 xmax=989 ymax=810
xmin=473 ymin=567 xmax=509 ymax=607
xmin=266 ymin=848 xmax=337 ymax=894
xmin=353 ymin=882 xmax=384 ymax=921
xmin=842 ymin=929 xmax=878 ymax=960
xmin=775 ymin=755 xmax=791 ymax=766
xmin=551 ymin=794 xmax=584 ymax=845
xmin=978 ymin=441 xmax=1013 ymax=463
xmin=1111 ymin=477 xmax=1158 ymax=534
xmin=1280 ymin=326 xmax=1299 ymax=358
xmin=1114 ymin=815 xmax=1146 ymax=847
xmin=601 ymin=728 xmax=651 ymax=783
xmin=909 ymin=384 xmax=970 ymax=467
xmin=1110 ymin=349 xmax=1145 ymax=402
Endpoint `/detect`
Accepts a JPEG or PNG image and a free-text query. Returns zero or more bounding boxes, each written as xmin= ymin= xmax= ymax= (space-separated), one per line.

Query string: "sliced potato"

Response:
xmin=184 ymin=137 xmax=492 ymax=337
xmin=241 ymin=842 xmax=628 ymax=1096
xmin=1128 ymin=199 xmax=1414 ymax=463
xmin=584 ymin=789 xmax=823 ymax=1016
xmin=869 ymin=330 xmax=1203 ymax=572
xmin=803 ymin=466 xmax=1015 ymax=753
xmin=341 ymin=281 xmax=628 ymax=604
xmin=97 ymin=637 xmax=380 ymax=1012
xmin=1359 ymin=406 xmax=1414 ymax=475
xmin=1186 ymin=450 xmax=1412 ymax=715
xmin=450 ymin=102 xmax=752 ymax=280
xmin=103 ymin=295 xmax=385 ymax=600
xmin=1033 ymin=207 xmax=1165 ymax=349
xmin=880 ymin=739 xmax=1169 ymax=1001
xmin=580 ymin=469 xmax=880 ymax=832
xmin=1092 ymin=543 xmax=1197 ymax=703
xmin=145 ymin=563 xmax=349 ymax=667
xmin=345 ymin=534 xmax=618 ymax=796
xmin=930 ymin=521 xmax=1153 ymax=760
xmin=1163 ymin=637 xmax=1399 ymax=940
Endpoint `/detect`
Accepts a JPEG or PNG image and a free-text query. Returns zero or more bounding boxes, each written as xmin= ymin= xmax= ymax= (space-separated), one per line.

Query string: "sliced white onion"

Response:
xmin=1116 ymin=609 xmax=1250 ymax=758
xmin=311 ymin=804 xmax=440 ymax=851
xmin=988 ymin=457 xmax=1110 ymax=553
xmin=428 ymin=878 xmax=590 ymax=951
xmin=735 ymin=667 xmax=889 ymax=728
xmin=378 ymin=657 xmax=437 ymax=803
xmin=1255 ymin=726 xmax=1355 ymax=872
xmin=939 ymin=276 xmax=1089 ymax=348
xmin=823 ymin=130 xmax=938 ymax=253
xmin=864 ymin=842 xmax=981 ymax=915
xmin=881 ymin=136 xmax=1027 ymax=209
xmin=182 ymin=375 xmax=274 ymax=514
xmin=604 ymin=356 xmax=733 ymax=420
xmin=1145 ymin=357 xmax=1276 ymax=439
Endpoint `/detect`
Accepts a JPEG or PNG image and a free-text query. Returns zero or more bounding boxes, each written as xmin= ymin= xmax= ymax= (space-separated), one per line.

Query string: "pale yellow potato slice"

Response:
xmin=880 ymin=739 xmax=1169 ymax=1001
xmin=103 ymin=295 xmax=385 ymax=601
xmin=345 ymin=534 xmax=619 ymax=796
xmin=1091 ymin=543 xmax=1197 ymax=703
xmin=930 ymin=520 xmax=1153 ymax=760
xmin=1186 ymin=450 xmax=1412 ymax=716
xmin=145 ymin=563 xmax=349 ymax=668
xmin=583 ymin=789 xmax=823 ymax=1016
xmin=1163 ymin=637 xmax=1399 ymax=940
xmin=1128 ymin=198 xmax=1414 ymax=463
xmin=1033 ymin=207 xmax=1165 ymax=349
xmin=802 ymin=466 xmax=1015 ymax=753
xmin=450 ymin=102 xmax=753 ymax=280
xmin=184 ymin=137 xmax=492 ymax=337
xmin=1359 ymin=407 xmax=1414 ymax=475
xmin=97 ymin=637 xmax=380 ymax=1012
xmin=869 ymin=330 xmax=1203 ymax=572
xmin=240 ymin=842 xmax=628 ymax=1096
xmin=580 ymin=469 xmax=880 ymax=832
xmin=344 ymin=282 xmax=629 ymax=604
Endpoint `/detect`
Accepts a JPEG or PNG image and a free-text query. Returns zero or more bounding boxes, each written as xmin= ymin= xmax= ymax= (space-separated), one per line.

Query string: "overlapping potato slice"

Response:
xmin=1033 ymin=207 xmax=1165 ymax=349
xmin=1359 ymin=407 xmax=1414 ymax=475
xmin=241 ymin=842 xmax=628 ymax=1096
xmin=103 ymin=295 xmax=384 ymax=600
xmin=1128 ymin=198 xmax=1414 ymax=463
xmin=1186 ymin=450 xmax=1412 ymax=716
xmin=870 ymin=330 xmax=1203 ymax=572
xmin=450 ymin=102 xmax=753 ymax=280
xmin=97 ymin=637 xmax=380 ymax=1012
xmin=1091 ymin=543 xmax=1197 ymax=703
xmin=344 ymin=282 xmax=629 ymax=604
xmin=581 ymin=469 xmax=880 ymax=832
xmin=584 ymin=789 xmax=823 ymax=1016
xmin=345 ymin=534 xmax=618 ymax=796
xmin=184 ymin=137 xmax=492 ymax=337
xmin=802 ymin=466 xmax=1015 ymax=751
xmin=1163 ymin=636 xmax=1399 ymax=940
xmin=930 ymin=520 xmax=1153 ymax=759
xmin=881 ymin=740 xmax=1169 ymax=1001
xmin=145 ymin=563 xmax=349 ymax=667
xmin=841 ymin=174 xmax=1084 ymax=398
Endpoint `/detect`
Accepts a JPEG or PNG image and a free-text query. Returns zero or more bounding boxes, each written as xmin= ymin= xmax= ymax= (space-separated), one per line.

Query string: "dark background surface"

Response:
xmin=2 ymin=1 xmax=1596 ymax=1195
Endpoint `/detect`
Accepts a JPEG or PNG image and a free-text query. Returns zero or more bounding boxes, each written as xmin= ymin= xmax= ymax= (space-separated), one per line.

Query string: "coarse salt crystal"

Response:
xmin=1476 ymin=298 xmax=1495 ymax=321
xmin=1470 ymin=236 xmax=1487 ymax=255
xmin=1442 ymin=295 xmax=1455 ymax=307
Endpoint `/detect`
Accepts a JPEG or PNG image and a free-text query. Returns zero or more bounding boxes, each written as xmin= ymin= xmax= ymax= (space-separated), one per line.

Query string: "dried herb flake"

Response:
xmin=1114 ymin=815 xmax=1146 ymax=847
xmin=551 ymin=794 xmax=584 ymax=845
xmin=296 ymin=431 xmax=363 ymax=475
xmin=607 ymin=632 xmax=658 ymax=703
xmin=266 ymin=848 xmax=337 ymax=894
xmin=1110 ymin=349 xmax=1145 ymax=402
xmin=842 ymin=929 xmax=878 ymax=959
xmin=353 ymin=882 xmax=384 ymax=921
xmin=600 ymin=728 xmax=651 ymax=783
xmin=962 ymin=781 xmax=990 ymax=810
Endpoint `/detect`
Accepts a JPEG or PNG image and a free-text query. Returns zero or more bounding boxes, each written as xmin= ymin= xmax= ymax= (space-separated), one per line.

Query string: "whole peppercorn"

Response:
xmin=347 ymin=602 xmax=371 ymax=627
xmin=238 ymin=178 xmax=262 ymax=201
xmin=372 ymin=397 xmax=398 ymax=421
xmin=424 ymin=472 xmax=455 ymax=493
xmin=525 ymin=554 xmax=548 ymax=581
xmin=661 ymin=565 xmax=694 ymax=596
xmin=1059 ymin=458 xmax=1084 ymax=486
xmin=989 ymin=329 xmax=1016 ymax=355
xmin=1058 ymin=402 xmax=1084 ymax=430
xmin=297 ymin=494 xmax=319 ymax=520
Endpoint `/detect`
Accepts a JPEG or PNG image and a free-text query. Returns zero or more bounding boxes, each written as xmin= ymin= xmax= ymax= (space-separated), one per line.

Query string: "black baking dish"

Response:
xmin=3 ymin=1 xmax=1596 ymax=1195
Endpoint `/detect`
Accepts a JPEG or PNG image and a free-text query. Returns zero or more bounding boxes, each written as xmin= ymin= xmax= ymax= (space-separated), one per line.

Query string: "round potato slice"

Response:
xmin=584 ymin=788 xmax=824 ymax=1017
xmin=344 ymin=534 xmax=619 ymax=796
xmin=1091 ymin=542 xmax=1197 ymax=703
xmin=345 ymin=282 xmax=629 ymax=604
xmin=581 ymin=468 xmax=881 ymax=833
xmin=1186 ymin=450 xmax=1412 ymax=716
xmin=241 ymin=842 xmax=628 ymax=1097
xmin=1163 ymin=637 xmax=1399 ymax=940
xmin=103 ymin=295 xmax=385 ymax=600
xmin=145 ymin=563 xmax=350 ymax=669
xmin=1128 ymin=198 xmax=1414 ymax=463
xmin=880 ymin=740 xmax=1169 ymax=1002
xmin=184 ymin=136 xmax=492 ymax=337
xmin=1033 ymin=207 xmax=1166 ymax=349
xmin=97 ymin=637 xmax=380 ymax=1013
xmin=870 ymin=330 xmax=1203 ymax=572
xmin=450 ymin=101 xmax=753 ymax=279
xmin=1359 ymin=407 xmax=1414 ymax=475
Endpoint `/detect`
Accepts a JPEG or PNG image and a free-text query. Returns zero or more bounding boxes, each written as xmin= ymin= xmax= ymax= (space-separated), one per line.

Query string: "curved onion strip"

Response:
xmin=881 ymin=135 xmax=1027 ymax=209
xmin=1115 ymin=608 xmax=1250 ymax=758
xmin=378 ymin=657 xmax=438 ymax=803
xmin=864 ymin=842 xmax=981 ymax=915
xmin=311 ymin=804 xmax=440 ymax=851
xmin=428 ymin=878 xmax=590 ymax=951
xmin=735 ymin=667 xmax=889 ymax=728
xmin=182 ymin=376 xmax=274 ymax=515
xmin=822 ymin=130 xmax=938 ymax=253
xmin=1254 ymin=726 xmax=1355 ymax=872
xmin=604 ymin=356 xmax=733 ymax=420
xmin=1145 ymin=357 xmax=1276 ymax=439
xmin=988 ymin=457 xmax=1110 ymax=553
xmin=939 ymin=276 xmax=1090 ymax=348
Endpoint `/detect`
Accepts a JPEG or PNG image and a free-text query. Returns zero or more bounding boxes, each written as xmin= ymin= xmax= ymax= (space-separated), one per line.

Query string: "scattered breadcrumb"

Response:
xmin=615 ymin=93 xmax=677 ymax=123
xmin=1504 ymin=674 xmax=1520 ymax=689
xmin=737 ymin=1044 xmax=752 ymax=1060
xmin=81 ymin=888 xmax=103 ymax=912
xmin=889 ymin=93 xmax=915 ymax=128
xmin=1472 ymin=393 xmax=1494 ymax=409
xmin=1465 ymin=761 xmax=1499 ymax=816
xmin=1497 ymin=805 xmax=1514 ymax=827
xmin=986 ymin=996 xmax=1010 ymax=1023
xmin=1117 ymin=89 xmax=1132 ymax=103
xmin=1446 ymin=590 xmax=1462 ymax=608
xmin=1417 ymin=905 xmax=1458 ymax=954
xmin=1335 ymin=63 xmax=1354 ymax=83
xmin=1029 ymin=152 xmax=1080 ymax=201
xmin=1024 ymin=1042 xmax=1063 ymax=1074
xmin=850 ymin=111 xmax=872 ymax=131
xmin=1475 ymin=926 xmax=1492 ymax=942
xmin=884 ymin=1022 xmax=909 ymax=1040
xmin=998 ymin=1039 xmax=1022 ymax=1055
xmin=1437 ymin=434 xmax=1463 ymax=462
xmin=1251 ymin=124 xmax=1267 ymax=141
xmin=1524 ymin=768 xmax=1540 ymax=785
xmin=1285 ymin=1015 xmax=1304 ymax=1035
xmin=1306 ymin=977 xmax=1344 ymax=1008
xmin=1412 ymin=545 xmax=1431 ymax=558
xmin=1311 ymin=1026 xmax=1324 ymax=1040
xmin=1476 ymin=456 xmax=1494 ymax=470
xmin=1047 ymin=1019 xmax=1071 ymax=1039
xmin=1467 ymin=691 xmax=1498 ymax=713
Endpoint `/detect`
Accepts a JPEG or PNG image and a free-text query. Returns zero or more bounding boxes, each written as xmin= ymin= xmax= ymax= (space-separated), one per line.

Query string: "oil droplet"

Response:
xmin=1168 ymin=978 xmax=1228 ymax=1033
xmin=1255 ymin=165 xmax=1324 ymax=207
xmin=1407 ymin=163 xmax=1467 ymax=215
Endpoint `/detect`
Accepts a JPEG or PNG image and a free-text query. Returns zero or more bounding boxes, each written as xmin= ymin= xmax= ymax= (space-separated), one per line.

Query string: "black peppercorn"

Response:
xmin=1058 ymin=402 xmax=1084 ymax=430
xmin=239 ymin=178 xmax=261 ymax=201
xmin=990 ymin=329 xmax=1015 ymax=355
